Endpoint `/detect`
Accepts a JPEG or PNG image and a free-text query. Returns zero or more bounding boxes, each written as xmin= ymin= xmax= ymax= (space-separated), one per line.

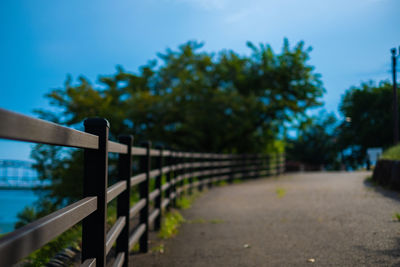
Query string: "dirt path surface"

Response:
xmin=132 ymin=172 xmax=400 ymax=266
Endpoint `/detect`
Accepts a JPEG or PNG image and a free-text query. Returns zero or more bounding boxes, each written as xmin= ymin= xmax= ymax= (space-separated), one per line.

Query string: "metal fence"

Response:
xmin=0 ymin=159 xmax=47 ymax=188
xmin=0 ymin=108 xmax=284 ymax=267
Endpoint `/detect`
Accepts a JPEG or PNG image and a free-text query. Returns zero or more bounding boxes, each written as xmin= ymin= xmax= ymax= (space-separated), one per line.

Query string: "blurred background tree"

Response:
xmin=40 ymin=39 xmax=324 ymax=154
xmin=17 ymin=38 xmax=324 ymax=227
xmin=286 ymin=112 xmax=340 ymax=170
xmin=337 ymin=81 xmax=397 ymax=167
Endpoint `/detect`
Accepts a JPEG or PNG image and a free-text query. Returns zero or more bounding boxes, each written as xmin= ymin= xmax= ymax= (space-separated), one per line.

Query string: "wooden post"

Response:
xmin=198 ymin=156 xmax=204 ymax=192
xmin=171 ymin=151 xmax=177 ymax=207
xmin=228 ymin=155 xmax=234 ymax=184
xmin=82 ymin=118 xmax=109 ymax=267
xmin=241 ymin=154 xmax=247 ymax=181
xmin=188 ymin=155 xmax=194 ymax=194
xmin=208 ymin=156 xmax=213 ymax=189
xmin=165 ymin=150 xmax=172 ymax=210
xmin=266 ymin=155 xmax=271 ymax=176
xmin=180 ymin=153 xmax=185 ymax=196
xmin=116 ymin=135 xmax=133 ymax=267
xmin=155 ymin=145 xmax=163 ymax=231
xmin=139 ymin=141 xmax=151 ymax=253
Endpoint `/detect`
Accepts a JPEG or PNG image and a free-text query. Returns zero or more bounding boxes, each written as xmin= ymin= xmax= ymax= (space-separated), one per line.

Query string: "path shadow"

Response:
xmin=355 ymin=236 xmax=400 ymax=267
xmin=363 ymin=179 xmax=400 ymax=203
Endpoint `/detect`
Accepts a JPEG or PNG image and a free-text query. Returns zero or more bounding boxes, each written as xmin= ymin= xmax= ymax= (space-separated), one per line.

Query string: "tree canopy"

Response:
xmin=20 ymin=39 xmax=324 ymax=218
xmin=337 ymin=81 xmax=396 ymax=166
xmin=286 ymin=112 xmax=339 ymax=169
xmin=42 ymin=39 xmax=324 ymax=154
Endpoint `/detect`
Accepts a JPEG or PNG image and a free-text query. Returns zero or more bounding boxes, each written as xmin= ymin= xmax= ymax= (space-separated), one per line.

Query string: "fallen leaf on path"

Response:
xmin=243 ymin=244 xmax=250 ymax=248
xmin=307 ymin=258 xmax=315 ymax=263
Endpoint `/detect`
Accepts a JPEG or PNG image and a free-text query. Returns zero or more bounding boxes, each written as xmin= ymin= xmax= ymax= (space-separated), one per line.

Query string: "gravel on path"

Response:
xmin=132 ymin=172 xmax=400 ymax=266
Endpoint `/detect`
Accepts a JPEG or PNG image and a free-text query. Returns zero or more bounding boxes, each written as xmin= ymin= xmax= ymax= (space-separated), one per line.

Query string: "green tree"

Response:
xmin=337 ymin=80 xmax=396 ymax=166
xmin=287 ymin=112 xmax=340 ymax=169
xmin=22 ymin=39 xmax=324 ymax=216
xmin=40 ymin=39 xmax=323 ymax=153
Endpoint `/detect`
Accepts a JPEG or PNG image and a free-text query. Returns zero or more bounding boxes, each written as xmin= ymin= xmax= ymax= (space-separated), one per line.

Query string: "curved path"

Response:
xmin=133 ymin=172 xmax=400 ymax=266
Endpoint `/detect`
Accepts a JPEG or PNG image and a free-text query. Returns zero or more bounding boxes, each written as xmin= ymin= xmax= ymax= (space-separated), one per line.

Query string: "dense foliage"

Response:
xmin=41 ymin=39 xmax=323 ymax=153
xmin=381 ymin=144 xmax=400 ymax=160
xmin=337 ymin=81 xmax=397 ymax=166
xmin=18 ymin=39 xmax=324 ymax=226
xmin=286 ymin=112 xmax=340 ymax=169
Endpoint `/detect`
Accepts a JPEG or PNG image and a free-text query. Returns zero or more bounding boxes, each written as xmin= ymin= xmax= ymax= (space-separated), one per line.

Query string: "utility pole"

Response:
xmin=391 ymin=47 xmax=399 ymax=145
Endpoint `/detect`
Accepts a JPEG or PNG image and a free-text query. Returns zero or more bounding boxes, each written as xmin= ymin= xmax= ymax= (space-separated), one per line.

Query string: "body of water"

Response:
xmin=0 ymin=189 xmax=37 ymax=233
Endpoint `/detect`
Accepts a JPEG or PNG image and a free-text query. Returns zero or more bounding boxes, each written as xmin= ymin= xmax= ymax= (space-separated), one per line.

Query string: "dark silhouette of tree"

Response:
xmin=287 ymin=112 xmax=340 ymax=169
xmin=41 ymin=39 xmax=324 ymax=153
xmin=21 ymin=39 xmax=324 ymax=219
xmin=337 ymin=81 xmax=397 ymax=166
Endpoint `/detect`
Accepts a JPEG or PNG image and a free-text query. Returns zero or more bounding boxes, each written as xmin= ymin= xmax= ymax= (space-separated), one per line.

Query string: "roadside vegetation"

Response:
xmin=275 ymin=187 xmax=287 ymax=198
xmin=380 ymin=145 xmax=400 ymax=161
xmin=158 ymin=211 xmax=185 ymax=239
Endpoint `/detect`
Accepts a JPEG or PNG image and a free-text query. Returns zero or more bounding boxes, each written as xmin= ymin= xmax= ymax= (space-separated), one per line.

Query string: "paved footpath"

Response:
xmin=132 ymin=172 xmax=400 ymax=266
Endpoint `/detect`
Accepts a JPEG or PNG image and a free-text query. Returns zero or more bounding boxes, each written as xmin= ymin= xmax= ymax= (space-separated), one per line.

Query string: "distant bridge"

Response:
xmin=0 ymin=159 xmax=49 ymax=188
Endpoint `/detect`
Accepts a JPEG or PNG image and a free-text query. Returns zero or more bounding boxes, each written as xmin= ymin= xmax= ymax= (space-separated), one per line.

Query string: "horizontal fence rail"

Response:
xmin=0 ymin=108 xmax=285 ymax=267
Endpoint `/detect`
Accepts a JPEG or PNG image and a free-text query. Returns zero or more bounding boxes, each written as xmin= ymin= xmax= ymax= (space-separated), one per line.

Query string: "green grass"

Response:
xmin=176 ymin=191 xmax=202 ymax=210
xmin=210 ymin=219 xmax=224 ymax=224
xmin=393 ymin=213 xmax=400 ymax=221
xmin=158 ymin=211 xmax=185 ymax=239
xmin=131 ymin=242 xmax=140 ymax=253
xmin=151 ymin=244 xmax=165 ymax=254
xmin=218 ymin=181 xmax=228 ymax=186
xmin=22 ymin=225 xmax=81 ymax=267
xmin=187 ymin=218 xmax=207 ymax=224
xmin=275 ymin=187 xmax=286 ymax=198
xmin=176 ymin=197 xmax=192 ymax=210
xmin=381 ymin=144 xmax=400 ymax=160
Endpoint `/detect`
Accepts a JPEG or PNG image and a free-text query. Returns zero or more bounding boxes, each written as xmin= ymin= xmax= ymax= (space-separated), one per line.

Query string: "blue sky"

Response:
xmin=0 ymin=0 xmax=399 ymax=161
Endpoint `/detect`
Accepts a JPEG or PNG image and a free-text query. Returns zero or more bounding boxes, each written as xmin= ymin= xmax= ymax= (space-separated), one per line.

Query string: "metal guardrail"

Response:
xmin=0 ymin=108 xmax=285 ymax=267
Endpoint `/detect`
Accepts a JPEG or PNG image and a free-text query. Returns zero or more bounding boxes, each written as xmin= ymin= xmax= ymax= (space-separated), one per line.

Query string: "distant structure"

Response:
xmin=0 ymin=160 xmax=49 ymax=188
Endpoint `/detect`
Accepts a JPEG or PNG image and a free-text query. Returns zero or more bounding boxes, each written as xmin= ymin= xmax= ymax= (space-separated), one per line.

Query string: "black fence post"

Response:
xmin=174 ymin=152 xmax=180 ymax=200
xmin=275 ymin=154 xmax=279 ymax=175
xmin=208 ymin=156 xmax=213 ymax=189
xmin=255 ymin=154 xmax=260 ymax=179
xmin=139 ymin=141 xmax=151 ymax=253
xmin=228 ymin=155 xmax=234 ymax=184
xmin=241 ymin=154 xmax=247 ymax=181
xmin=155 ymin=145 xmax=163 ymax=231
xmin=188 ymin=155 xmax=194 ymax=194
xmin=217 ymin=157 xmax=221 ymax=184
xmin=165 ymin=151 xmax=172 ymax=210
xmin=262 ymin=154 xmax=267 ymax=177
xmin=82 ymin=118 xmax=109 ymax=267
xmin=180 ymin=153 xmax=186 ymax=196
xmin=198 ymin=156 xmax=204 ymax=192
xmin=171 ymin=151 xmax=177 ymax=207
xmin=116 ymin=135 xmax=133 ymax=267
xmin=279 ymin=153 xmax=285 ymax=174
xmin=181 ymin=153 xmax=186 ymax=196
xmin=216 ymin=156 xmax=221 ymax=186
xmin=265 ymin=155 xmax=270 ymax=176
